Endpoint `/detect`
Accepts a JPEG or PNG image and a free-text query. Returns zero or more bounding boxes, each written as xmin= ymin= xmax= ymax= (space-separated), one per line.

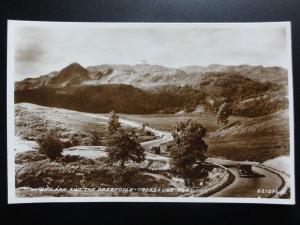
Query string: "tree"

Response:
xmin=107 ymin=110 xmax=121 ymax=135
xmin=107 ymin=129 xmax=145 ymax=168
xmin=37 ymin=133 xmax=63 ymax=160
xmin=216 ymin=102 xmax=231 ymax=127
xmin=170 ymin=119 xmax=208 ymax=186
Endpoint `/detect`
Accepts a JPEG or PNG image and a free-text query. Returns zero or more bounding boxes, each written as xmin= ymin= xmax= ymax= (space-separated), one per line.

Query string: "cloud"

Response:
xmin=15 ymin=27 xmax=48 ymax=78
xmin=13 ymin=24 xmax=289 ymax=80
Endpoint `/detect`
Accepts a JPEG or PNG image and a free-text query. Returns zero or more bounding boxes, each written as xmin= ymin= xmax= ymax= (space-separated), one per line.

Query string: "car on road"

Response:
xmin=238 ymin=164 xmax=255 ymax=177
xmin=151 ymin=146 xmax=161 ymax=154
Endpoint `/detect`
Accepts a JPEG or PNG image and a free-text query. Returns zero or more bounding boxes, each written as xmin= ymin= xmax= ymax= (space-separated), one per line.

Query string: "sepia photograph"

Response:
xmin=7 ymin=21 xmax=295 ymax=204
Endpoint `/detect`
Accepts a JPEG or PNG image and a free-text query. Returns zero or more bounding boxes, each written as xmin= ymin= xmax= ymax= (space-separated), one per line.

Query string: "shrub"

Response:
xmin=62 ymin=140 xmax=72 ymax=148
xmin=15 ymin=159 xmax=112 ymax=188
xmin=15 ymin=151 xmax=47 ymax=164
xmin=70 ymin=135 xmax=79 ymax=146
xmin=109 ymin=167 xmax=139 ymax=187
xmin=58 ymin=155 xmax=83 ymax=163
xmin=90 ymin=131 xmax=103 ymax=145
xmin=37 ymin=133 xmax=63 ymax=160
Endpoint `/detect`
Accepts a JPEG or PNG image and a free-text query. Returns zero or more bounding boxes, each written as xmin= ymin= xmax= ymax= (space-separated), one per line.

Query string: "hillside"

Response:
xmin=15 ymin=84 xmax=212 ymax=114
xmin=15 ymin=102 xmax=156 ymax=152
xmin=15 ymin=63 xmax=289 ymax=116
xmin=206 ymin=110 xmax=290 ymax=162
xmin=86 ymin=63 xmax=288 ymax=87
xmin=186 ymin=64 xmax=288 ymax=83
xmin=209 ymin=109 xmax=289 ymax=138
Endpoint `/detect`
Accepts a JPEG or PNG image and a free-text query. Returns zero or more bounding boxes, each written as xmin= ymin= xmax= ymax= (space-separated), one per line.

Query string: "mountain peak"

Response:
xmin=59 ymin=62 xmax=88 ymax=74
xmin=65 ymin=62 xmax=85 ymax=70
xmin=49 ymin=62 xmax=89 ymax=86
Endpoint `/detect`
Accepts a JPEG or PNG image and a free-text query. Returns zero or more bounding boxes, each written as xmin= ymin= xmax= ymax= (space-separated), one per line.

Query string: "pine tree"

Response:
xmin=107 ymin=129 xmax=145 ymax=168
xmin=216 ymin=102 xmax=230 ymax=127
xmin=107 ymin=110 xmax=121 ymax=135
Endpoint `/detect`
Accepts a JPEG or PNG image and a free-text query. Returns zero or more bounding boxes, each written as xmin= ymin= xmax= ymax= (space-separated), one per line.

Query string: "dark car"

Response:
xmin=151 ymin=146 xmax=161 ymax=154
xmin=238 ymin=164 xmax=255 ymax=177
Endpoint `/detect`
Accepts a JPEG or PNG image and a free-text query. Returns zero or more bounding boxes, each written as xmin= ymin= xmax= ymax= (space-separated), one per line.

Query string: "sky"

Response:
xmin=14 ymin=24 xmax=289 ymax=81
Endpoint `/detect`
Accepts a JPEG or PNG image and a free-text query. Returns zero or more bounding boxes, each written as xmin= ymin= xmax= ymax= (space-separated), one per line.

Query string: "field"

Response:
xmin=121 ymin=113 xmax=249 ymax=132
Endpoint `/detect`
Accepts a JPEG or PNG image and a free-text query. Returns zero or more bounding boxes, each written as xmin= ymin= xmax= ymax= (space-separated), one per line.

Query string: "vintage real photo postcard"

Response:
xmin=7 ymin=21 xmax=295 ymax=204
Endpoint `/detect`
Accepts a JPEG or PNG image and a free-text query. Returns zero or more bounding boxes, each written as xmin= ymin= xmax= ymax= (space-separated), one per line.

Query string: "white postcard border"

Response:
xmin=7 ymin=20 xmax=295 ymax=204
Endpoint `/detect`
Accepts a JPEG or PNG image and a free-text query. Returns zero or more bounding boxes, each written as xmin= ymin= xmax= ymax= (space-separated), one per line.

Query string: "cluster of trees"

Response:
xmin=15 ymin=85 xmax=156 ymax=114
xmin=15 ymin=84 xmax=209 ymax=114
xmin=15 ymin=83 xmax=284 ymax=117
xmin=198 ymin=72 xmax=271 ymax=99
xmin=150 ymin=85 xmax=207 ymax=113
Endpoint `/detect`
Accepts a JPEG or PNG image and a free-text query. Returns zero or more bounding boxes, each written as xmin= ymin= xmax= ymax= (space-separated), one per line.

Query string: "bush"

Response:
xmin=109 ymin=167 xmax=139 ymax=187
xmin=15 ymin=151 xmax=47 ymax=164
xmin=58 ymin=155 xmax=83 ymax=163
xmin=90 ymin=131 xmax=103 ymax=145
xmin=62 ymin=140 xmax=73 ymax=148
xmin=15 ymin=159 xmax=112 ymax=188
xmin=70 ymin=135 xmax=79 ymax=146
xmin=37 ymin=133 xmax=63 ymax=160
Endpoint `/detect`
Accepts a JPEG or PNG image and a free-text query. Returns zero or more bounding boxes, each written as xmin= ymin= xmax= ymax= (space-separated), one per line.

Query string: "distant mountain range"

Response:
xmin=16 ymin=62 xmax=287 ymax=91
xmin=15 ymin=63 xmax=289 ymax=116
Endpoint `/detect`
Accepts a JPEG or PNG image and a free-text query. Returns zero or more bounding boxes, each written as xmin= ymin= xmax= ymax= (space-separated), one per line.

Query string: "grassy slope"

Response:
xmin=15 ymin=103 xmax=155 ymax=148
xmin=123 ymin=111 xmax=290 ymax=162
xmin=206 ymin=110 xmax=289 ymax=162
xmin=15 ymin=103 xmax=108 ymax=146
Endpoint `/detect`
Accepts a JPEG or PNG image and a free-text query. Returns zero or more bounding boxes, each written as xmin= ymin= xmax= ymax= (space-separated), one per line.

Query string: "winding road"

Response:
xmin=63 ymin=113 xmax=172 ymax=166
xmin=212 ymin=166 xmax=283 ymax=198
xmin=62 ymin=110 xmax=287 ymax=198
xmin=81 ymin=113 xmax=174 ymax=151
